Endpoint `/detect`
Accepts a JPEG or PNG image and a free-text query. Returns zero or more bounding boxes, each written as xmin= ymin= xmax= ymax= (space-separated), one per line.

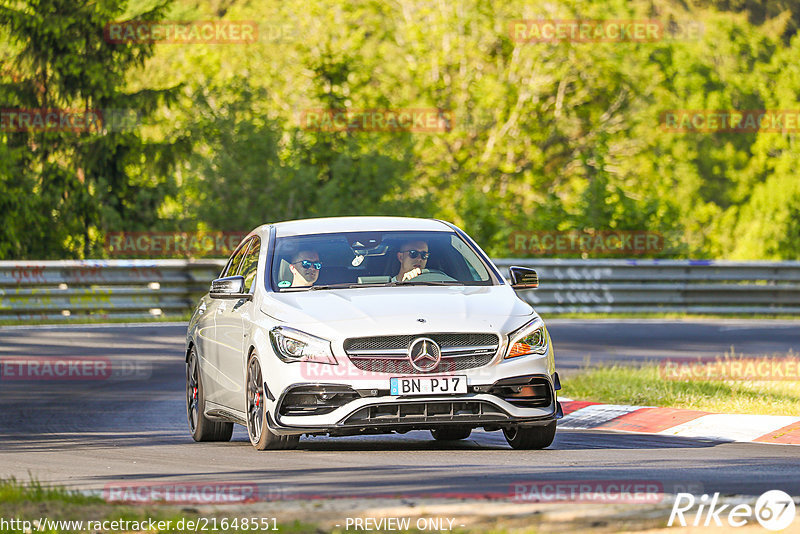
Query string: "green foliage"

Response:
xmin=1 ymin=0 xmax=799 ymax=259
xmin=0 ymin=477 xmax=101 ymax=504
xmin=0 ymin=0 xmax=186 ymax=258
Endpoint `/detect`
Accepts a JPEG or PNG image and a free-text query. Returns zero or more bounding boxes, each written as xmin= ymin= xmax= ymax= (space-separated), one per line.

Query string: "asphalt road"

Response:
xmin=0 ymin=321 xmax=798 ymax=504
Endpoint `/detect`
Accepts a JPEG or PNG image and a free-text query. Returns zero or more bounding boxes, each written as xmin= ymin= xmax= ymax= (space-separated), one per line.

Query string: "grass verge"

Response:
xmin=561 ymin=360 xmax=800 ymax=415
xmin=0 ymin=478 xmax=314 ymax=534
xmin=0 ymin=478 xmax=675 ymax=534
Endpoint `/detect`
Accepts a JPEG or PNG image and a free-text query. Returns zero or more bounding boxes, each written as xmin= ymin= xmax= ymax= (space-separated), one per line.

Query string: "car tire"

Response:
xmin=246 ymin=353 xmax=299 ymax=451
xmin=186 ymin=346 xmax=234 ymax=442
xmin=503 ymin=421 xmax=556 ymax=450
xmin=430 ymin=427 xmax=472 ymax=441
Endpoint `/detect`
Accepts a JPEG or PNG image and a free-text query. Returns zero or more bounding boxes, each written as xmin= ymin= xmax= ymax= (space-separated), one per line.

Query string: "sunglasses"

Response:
xmin=292 ymin=260 xmax=322 ymax=270
xmin=401 ymin=249 xmax=430 ymax=260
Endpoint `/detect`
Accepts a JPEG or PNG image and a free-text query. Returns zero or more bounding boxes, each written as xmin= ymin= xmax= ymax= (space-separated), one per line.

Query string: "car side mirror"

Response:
xmin=210 ymin=275 xmax=251 ymax=299
xmin=509 ymin=266 xmax=538 ymax=290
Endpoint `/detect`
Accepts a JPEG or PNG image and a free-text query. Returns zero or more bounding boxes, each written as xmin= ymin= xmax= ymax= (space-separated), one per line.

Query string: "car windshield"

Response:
xmin=270 ymin=231 xmax=495 ymax=291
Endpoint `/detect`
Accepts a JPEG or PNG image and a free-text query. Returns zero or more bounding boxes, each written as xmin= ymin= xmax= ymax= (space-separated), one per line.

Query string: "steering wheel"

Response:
xmin=405 ymin=269 xmax=456 ymax=282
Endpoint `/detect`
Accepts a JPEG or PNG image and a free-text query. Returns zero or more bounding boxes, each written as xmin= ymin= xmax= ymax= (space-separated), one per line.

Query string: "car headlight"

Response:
xmin=505 ymin=317 xmax=548 ymax=359
xmin=269 ymin=327 xmax=338 ymax=365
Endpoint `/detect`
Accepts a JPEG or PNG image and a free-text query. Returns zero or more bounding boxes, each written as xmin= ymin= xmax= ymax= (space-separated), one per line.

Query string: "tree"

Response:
xmin=0 ymin=0 xmax=186 ymax=258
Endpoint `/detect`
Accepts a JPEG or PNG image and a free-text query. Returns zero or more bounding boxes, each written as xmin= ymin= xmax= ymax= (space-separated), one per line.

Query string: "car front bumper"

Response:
xmin=266 ymin=373 xmax=562 ymax=436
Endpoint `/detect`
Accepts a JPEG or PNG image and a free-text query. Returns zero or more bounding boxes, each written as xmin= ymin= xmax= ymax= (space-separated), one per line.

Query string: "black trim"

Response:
xmin=270 ymin=387 xmax=559 ymax=434
xmin=266 ymin=408 xmax=557 ymax=436
xmin=222 ymin=237 xmax=254 ymax=278
xmin=278 ymin=384 xmax=360 ymax=417
xmin=206 ymin=408 xmax=247 ymax=426
xmin=274 ymin=383 xmax=361 ymax=421
xmin=265 ymin=225 xmax=277 ymax=292
xmin=489 ymin=374 xmax=553 ymax=408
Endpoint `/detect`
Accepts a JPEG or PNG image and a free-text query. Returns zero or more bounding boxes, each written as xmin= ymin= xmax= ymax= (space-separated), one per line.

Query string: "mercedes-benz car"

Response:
xmin=185 ymin=217 xmax=562 ymax=450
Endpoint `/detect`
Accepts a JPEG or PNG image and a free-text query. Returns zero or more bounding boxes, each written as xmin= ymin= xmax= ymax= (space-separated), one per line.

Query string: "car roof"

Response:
xmin=270 ymin=216 xmax=453 ymax=237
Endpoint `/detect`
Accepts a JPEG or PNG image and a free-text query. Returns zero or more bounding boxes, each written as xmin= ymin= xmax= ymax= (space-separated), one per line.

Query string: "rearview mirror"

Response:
xmin=509 ymin=267 xmax=539 ymax=290
xmin=210 ymin=275 xmax=251 ymax=299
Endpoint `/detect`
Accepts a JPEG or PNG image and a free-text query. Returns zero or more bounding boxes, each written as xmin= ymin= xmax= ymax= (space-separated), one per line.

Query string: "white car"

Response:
xmin=185 ymin=217 xmax=562 ymax=450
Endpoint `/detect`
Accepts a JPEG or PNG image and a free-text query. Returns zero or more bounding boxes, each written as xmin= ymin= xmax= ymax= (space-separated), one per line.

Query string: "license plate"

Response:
xmin=390 ymin=375 xmax=467 ymax=396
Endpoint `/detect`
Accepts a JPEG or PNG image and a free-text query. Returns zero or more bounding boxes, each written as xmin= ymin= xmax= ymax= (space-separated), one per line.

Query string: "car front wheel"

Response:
xmin=503 ymin=421 xmax=556 ymax=450
xmin=246 ymin=353 xmax=299 ymax=451
xmin=186 ymin=346 xmax=233 ymax=442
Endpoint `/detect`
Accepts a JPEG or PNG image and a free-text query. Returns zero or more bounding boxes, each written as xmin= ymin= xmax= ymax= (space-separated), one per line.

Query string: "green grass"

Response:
xmin=0 ymin=477 xmax=101 ymax=505
xmin=562 ymin=360 xmax=800 ymax=415
xmin=0 ymin=477 xmax=673 ymax=533
xmin=0 ymin=478 xmax=317 ymax=533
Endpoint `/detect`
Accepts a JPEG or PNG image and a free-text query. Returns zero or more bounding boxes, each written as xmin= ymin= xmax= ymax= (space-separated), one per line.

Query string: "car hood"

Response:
xmin=259 ymin=285 xmax=534 ymax=337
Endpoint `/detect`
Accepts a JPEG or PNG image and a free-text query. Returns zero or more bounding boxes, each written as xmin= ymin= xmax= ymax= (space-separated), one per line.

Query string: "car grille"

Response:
xmin=342 ymin=400 xmax=508 ymax=425
xmin=343 ymin=333 xmax=499 ymax=374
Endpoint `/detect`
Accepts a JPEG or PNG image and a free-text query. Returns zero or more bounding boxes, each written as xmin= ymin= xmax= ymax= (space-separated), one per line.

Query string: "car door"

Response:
xmin=193 ymin=293 xmax=217 ymax=380
xmin=214 ymin=237 xmax=260 ymax=410
xmin=204 ymin=240 xmax=249 ymax=407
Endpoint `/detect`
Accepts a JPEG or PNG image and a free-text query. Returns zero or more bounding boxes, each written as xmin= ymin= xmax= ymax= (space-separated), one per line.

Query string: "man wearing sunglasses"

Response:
xmin=289 ymin=250 xmax=322 ymax=287
xmin=394 ymin=240 xmax=430 ymax=282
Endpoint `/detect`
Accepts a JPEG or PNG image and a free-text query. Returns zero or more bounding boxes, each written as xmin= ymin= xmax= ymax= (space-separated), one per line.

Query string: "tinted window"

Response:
xmin=223 ymin=238 xmax=250 ymax=277
xmin=240 ymin=238 xmax=261 ymax=292
xmin=271 ymin=231 xmax=495 ymax=291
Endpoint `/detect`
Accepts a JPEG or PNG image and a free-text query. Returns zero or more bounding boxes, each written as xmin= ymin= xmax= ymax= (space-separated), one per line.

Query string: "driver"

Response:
xmin=393 ymin=240 xmax=430 ymax=282
xmin=289 ymin=250 xmax=322 ymax=287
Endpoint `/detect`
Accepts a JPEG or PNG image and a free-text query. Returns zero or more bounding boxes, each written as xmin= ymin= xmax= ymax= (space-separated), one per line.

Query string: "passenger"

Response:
xmin=289 ymin=250 xmax=322 ymax=287
xmin=394 ymin=240 xmax=430 ymax=282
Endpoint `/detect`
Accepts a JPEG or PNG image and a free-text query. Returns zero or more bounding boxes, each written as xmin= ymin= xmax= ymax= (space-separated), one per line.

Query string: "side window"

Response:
xmin=223 ymin=238 xmax=251 ymax=277
xmin=240 ymin=238 xmax=261 ymax=293
xmin=450 ymin=235 xmax=489 ymax=281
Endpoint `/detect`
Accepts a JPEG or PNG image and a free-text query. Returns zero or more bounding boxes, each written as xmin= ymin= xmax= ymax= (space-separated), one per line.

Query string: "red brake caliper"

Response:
xmin=255 ymin=391 xmax=260 ymax=408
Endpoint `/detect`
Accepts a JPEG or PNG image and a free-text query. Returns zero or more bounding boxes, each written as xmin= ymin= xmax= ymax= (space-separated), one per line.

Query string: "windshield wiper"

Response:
xmin=396 ymin=281 xmax=458 ymax=286
xmin=308 ymin=283 xmax=355 ymax=290
xmin=301 ymin=281 xmax=460 ymax=290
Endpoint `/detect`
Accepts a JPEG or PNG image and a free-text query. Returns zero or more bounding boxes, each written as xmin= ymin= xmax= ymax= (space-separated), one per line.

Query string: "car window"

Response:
xmin=451 ymin=235 xmax=490 ymax=280
xmin=240 ymin=238 xmax=261 ymax=292
xmin=222 ymin=238 xmax=251 ymax=277
xmin=271 ymin=231 xmax=494 ymax=291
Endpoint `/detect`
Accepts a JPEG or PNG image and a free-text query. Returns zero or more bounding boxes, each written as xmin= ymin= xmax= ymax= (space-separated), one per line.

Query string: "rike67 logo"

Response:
xmin=669 ymin=490 xmax=796 ymax=531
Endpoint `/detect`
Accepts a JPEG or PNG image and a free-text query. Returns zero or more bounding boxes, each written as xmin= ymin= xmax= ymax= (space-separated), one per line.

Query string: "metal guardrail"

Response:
xmin=493 ymin=259 xmax=800 ymax=314
xmin=1 ymin=259 xmax=799 ymax=321
xmin=0 ymin=260 xmax=226 ymax=321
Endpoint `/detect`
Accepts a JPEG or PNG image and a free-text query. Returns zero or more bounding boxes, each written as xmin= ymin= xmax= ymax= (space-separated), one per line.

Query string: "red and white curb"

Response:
xmin=558 ymin=399 xmax=800 ymax=445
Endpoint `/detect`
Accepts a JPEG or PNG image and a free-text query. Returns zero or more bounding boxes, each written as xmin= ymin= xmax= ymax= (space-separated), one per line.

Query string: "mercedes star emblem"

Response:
xmin=408 ymin=337 xmax=441 ymax=372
